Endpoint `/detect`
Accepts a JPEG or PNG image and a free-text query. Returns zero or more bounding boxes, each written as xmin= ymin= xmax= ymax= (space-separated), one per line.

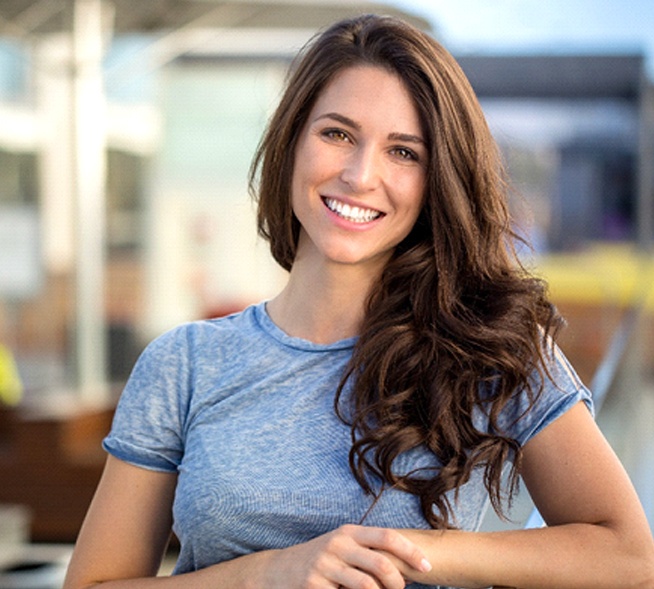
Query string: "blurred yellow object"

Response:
xmin=537 ymin=244 xmax=654 ymax=309
xmin=0 ymin=343 xmax=23 ymax=406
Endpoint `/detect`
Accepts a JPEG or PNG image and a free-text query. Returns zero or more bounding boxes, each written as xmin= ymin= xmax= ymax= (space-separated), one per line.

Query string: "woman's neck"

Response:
xmin=267 ymin=257 xmax=380 ymax=344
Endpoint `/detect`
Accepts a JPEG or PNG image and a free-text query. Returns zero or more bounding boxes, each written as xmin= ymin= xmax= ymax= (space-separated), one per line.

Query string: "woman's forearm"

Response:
xmin=65 ymin=549 xmax=278 ymax=589
xmin=398 ymin=524 xmax=654 ymax=589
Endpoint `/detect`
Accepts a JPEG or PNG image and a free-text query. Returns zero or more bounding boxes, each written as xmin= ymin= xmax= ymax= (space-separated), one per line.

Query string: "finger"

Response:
xmin=331 ymin=563 xmax=385 ymax=589
xmin=345 ymin=525 xmax=432 ymax=573
xmin=343 ymin=547 xmax=406 ymax=589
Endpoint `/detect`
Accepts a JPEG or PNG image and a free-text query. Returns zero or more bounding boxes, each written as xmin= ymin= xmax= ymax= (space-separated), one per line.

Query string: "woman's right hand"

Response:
xmin=250 ymin=524 xmax=432 ymax=589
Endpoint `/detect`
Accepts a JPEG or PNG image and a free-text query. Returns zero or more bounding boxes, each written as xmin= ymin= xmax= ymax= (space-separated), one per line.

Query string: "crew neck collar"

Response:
xmin=253 ymin=301 xmax=357 ymax=352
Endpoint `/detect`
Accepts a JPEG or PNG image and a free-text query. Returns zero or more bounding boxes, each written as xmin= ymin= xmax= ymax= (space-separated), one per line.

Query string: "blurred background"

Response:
xmin=0 ymin=0 xmax=653 ymax=583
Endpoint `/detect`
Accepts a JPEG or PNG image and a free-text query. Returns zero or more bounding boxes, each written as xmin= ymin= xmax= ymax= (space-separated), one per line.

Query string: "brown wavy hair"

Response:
xmin=249 ymin=14 xmax=563 ymax=528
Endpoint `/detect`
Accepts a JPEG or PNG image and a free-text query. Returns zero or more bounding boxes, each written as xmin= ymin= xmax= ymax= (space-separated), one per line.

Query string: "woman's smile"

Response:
xmin=321 ymin=196 xmax=384 ymax=224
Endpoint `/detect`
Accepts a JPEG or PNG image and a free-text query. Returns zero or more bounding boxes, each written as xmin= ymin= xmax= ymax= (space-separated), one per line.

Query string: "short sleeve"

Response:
xmin=103 ymin=325 xmax=193 ymax=473
xmin=489 ymin=344 xmax=594 ymax=447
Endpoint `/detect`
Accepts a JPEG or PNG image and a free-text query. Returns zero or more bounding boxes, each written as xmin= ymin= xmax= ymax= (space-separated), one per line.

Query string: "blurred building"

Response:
xmin=457 ymin=53 xmax=654 ymax=253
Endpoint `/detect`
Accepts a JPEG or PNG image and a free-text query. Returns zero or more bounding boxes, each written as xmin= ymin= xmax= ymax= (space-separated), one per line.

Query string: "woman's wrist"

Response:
xmin=203 ymin=548 xmax=281 ymax=589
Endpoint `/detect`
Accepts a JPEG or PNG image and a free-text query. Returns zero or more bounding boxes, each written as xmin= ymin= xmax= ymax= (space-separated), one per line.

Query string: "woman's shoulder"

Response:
xmin=144 ymin=303 xmax=264 ymax=356
xmin=482 ymin=341 xmax=593 ymax=446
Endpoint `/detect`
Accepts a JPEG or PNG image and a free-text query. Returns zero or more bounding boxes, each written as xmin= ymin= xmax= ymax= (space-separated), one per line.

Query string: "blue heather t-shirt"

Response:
xmin=103 ymin=302 xmax=592 ymax=588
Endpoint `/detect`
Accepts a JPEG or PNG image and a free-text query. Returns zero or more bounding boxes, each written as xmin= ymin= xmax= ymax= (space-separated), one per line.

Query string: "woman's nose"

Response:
xmin=340 ymin=146 xmax=381 ymax=193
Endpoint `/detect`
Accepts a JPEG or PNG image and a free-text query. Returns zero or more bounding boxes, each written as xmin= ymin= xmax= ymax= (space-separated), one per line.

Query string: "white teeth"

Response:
xmin=323 ymin=198 xmax=381 ymax=223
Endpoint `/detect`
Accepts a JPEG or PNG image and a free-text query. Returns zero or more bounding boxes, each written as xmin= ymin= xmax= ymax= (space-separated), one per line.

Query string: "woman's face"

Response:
xmin=291 ymin=65 xmax=428 ymax=273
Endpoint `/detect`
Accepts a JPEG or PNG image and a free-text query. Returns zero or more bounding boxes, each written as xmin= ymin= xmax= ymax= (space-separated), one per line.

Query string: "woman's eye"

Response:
xmin=322 ymin=129 xmax=350 ymax=142
xmin=392 ymin=147 xmax=419 ymax=162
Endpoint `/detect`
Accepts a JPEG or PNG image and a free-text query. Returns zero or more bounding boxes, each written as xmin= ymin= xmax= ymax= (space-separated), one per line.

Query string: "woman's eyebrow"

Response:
xmin=315 ymin=112 xmax=425 ymax=146
xmin=314 ymin=112 xmax=360 ymax=129
xmin=388 ymin=132 xmax=426 ymax=146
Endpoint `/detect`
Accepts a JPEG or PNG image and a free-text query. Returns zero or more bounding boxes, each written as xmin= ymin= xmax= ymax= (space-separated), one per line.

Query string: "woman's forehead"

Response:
xmin=308 ymin=65 xmax=424 ymax=138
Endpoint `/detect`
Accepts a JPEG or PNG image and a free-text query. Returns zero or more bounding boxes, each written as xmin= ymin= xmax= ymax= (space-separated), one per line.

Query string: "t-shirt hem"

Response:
xmin=519 ymin=386 xmax=592 ymax=446
xmin=103 ymin=438 xmax=179 ymax=474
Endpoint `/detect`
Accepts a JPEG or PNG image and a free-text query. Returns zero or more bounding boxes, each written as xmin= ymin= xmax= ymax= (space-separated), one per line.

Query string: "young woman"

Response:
xmin=64 ymin=14 xmax=654 ymax=589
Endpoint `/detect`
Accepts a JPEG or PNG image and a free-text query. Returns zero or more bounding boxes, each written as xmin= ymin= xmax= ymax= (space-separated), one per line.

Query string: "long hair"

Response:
xmin=249 ymin=14 xmax=563 ymax=528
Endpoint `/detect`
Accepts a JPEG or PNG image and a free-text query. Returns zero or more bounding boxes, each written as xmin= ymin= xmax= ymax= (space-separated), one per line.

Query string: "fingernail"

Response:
xmin=420 ymin=558 xmax=432 ymax=572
